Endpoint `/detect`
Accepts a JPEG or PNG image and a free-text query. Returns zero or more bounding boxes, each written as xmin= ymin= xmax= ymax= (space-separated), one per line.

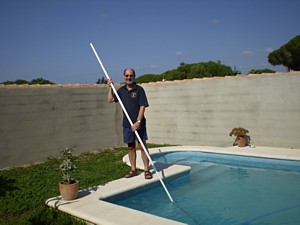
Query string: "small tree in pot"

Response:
xmin=229 ymin=127 xmax=250 ymax=147
xmin=59 ymin=147 xmax=79 ymax=200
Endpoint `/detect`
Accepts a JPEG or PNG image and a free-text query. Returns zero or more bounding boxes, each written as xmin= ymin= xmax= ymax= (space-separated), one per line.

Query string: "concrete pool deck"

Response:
xmin=46 ymin=145 xmax=300 ymax=225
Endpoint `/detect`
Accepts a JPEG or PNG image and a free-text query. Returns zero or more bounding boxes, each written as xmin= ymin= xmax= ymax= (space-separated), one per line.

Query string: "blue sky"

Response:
xmin=1 ymin=0 xmax=299 ymax=84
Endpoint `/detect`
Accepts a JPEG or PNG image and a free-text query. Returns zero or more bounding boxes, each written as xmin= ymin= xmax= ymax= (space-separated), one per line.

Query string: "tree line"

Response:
xmin=1 ymin=77 xmax=55 ymax=85
xmin=135 ymin=62 xmax=278 ymax=83
xmin=135 ymin=61 xmax=240 ymax=83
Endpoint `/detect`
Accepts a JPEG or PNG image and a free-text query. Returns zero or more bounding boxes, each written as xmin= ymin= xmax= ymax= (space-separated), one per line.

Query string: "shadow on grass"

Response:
xmin=45 ymin=182 xmax=109 ymax=209
xmin=0 ymin=175 xmax=18 ymax=197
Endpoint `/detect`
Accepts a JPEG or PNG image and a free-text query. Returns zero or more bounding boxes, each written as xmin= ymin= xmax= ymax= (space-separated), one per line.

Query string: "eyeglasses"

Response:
xmin=124 ymin=74 xmax=134 ymax=78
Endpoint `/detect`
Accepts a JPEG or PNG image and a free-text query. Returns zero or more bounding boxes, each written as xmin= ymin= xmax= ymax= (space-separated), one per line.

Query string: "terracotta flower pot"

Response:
xmin=59 ymin=180 xmax=79 ymax=200
xmin=237 ymin=136 xmax=247 ymax=147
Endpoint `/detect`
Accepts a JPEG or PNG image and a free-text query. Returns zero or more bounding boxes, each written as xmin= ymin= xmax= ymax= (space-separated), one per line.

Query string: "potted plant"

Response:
xmin=59 ymin=147 xmax=79 ymax=200
xmin=229 ymin=127 xmax=250 ymax=147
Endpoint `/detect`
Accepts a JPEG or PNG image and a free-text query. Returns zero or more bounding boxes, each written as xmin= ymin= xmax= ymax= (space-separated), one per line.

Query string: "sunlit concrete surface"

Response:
xmin=46 ymin=145 xmax=300 ymax=225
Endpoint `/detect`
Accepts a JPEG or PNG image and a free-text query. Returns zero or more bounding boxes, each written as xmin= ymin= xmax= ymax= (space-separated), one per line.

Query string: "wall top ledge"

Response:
xmin=0 ymin=83 xmax=123 ymax=89
xmin=136 ymin=71 xmax=300 ymax=86
xmin=1 ymin=72 xmax=299 ymax=88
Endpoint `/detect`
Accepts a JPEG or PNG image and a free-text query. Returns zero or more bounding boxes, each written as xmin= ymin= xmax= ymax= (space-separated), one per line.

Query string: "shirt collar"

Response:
xmin=122 ymin=82 xmax=137 ymax=91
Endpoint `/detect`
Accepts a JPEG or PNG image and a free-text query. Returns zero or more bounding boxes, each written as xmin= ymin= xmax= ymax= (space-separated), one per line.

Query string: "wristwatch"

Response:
xmin=137 ymin=120 xmax=141 ymax=123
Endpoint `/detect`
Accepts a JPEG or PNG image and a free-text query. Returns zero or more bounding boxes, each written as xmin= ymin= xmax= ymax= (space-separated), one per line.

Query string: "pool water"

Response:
xmin=105 ymin=151 xmax=300 ymax=225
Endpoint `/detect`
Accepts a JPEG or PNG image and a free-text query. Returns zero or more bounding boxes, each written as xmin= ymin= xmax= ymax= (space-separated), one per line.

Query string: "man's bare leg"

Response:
xmin=128 ymin=142 xmax=137 ymax=171
xmin=124 ymin=142 xmax=137 ymax=178
xmin=139 ymin=142 xmax=152 ymax=179
xmin=138 ymin=142 xmax=149 ymax=171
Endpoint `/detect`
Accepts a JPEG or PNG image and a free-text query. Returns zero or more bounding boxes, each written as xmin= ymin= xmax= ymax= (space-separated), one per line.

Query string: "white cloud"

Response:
xmin=266 ymin=47 xmax=273 ymax=53
xmin=176 ymin=51 xmax=183 ymax=56
xmin=211 ymin=19 xmax=221 ymax=24
xmin=100 ymin=13 xmax=109 ymax=18
xmin=260 ymin=63 xmax=268 ymax=67
xmin=242 ymin=50 xmax=255 ymax=56
xmin=149 ymin=64 xmax=158 ymax=68
xmin=136 ymin=64 xmax=158 ymax=69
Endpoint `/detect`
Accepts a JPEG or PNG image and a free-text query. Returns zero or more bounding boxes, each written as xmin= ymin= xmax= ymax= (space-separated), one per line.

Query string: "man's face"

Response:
xmin=123 ymin=69 xmax=135 ymax=85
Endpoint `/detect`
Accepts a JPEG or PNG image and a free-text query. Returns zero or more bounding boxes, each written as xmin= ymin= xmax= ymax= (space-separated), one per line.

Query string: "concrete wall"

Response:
xmin=0 ymin=85 xmax=123 ymax=169
xmin=1 ymin=72 xmax=300 ymax=169
xmin=144 ymin=72 xmax=300 ymax=148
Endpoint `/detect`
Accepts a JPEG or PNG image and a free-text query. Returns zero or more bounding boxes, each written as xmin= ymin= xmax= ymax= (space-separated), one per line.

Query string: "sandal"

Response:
xmin=124 ymin=170 xmax=137 ymax=178
xmin=144 ymin=171 xmax=153 ymax=179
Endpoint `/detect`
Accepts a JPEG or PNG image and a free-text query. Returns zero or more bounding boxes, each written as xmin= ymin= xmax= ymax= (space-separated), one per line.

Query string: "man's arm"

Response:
xmin=131 ymin=106 xmax=145 ymax=132
xmin=136 ymin=106 xmax=145 ymax=122
xmin=107 ymin=87 xmax=115 ymax=103
xmin=107 ymin=79 xmax=115 ymax=103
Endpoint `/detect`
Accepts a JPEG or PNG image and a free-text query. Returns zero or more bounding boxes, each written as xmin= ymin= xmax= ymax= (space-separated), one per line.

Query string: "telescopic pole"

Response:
xmin=90 ymin=43 xmax=174 ymax=203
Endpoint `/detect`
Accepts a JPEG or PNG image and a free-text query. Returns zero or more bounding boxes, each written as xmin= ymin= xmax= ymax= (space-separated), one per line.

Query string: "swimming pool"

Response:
xmin=105 ymin=151 xmax=300 ymax=225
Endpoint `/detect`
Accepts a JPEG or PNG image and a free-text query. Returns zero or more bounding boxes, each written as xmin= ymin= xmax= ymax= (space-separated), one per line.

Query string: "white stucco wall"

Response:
xmin=0 ymin=85 xmax=123 ymax=168
xmin=0 ymin=72 xmax=299 ymax=168
xmin=143 ymin=72 xmax=300 ymax=148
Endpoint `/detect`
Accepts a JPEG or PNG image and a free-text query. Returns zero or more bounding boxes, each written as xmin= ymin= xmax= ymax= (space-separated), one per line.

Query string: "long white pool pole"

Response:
xmin=90 ymin=43 xmax=174 ymax=203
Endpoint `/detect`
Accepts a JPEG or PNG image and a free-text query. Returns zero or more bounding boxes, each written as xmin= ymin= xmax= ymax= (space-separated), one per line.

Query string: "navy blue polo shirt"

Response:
xmin=114 ymin=83 xmax=149 ymax=128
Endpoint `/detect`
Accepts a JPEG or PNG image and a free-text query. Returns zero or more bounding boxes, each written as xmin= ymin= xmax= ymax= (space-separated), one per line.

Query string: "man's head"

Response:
xmin=123 ymin=68 xmax=136 ymax=85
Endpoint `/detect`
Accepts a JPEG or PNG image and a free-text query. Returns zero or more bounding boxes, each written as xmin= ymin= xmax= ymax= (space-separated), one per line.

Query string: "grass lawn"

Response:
xmin=0 ymin=144 xmax=168 ymax=225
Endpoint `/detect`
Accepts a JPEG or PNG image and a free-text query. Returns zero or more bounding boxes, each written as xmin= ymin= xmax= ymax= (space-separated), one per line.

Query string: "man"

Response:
xmin=107 ymin=68 xmax=152 ymax=179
